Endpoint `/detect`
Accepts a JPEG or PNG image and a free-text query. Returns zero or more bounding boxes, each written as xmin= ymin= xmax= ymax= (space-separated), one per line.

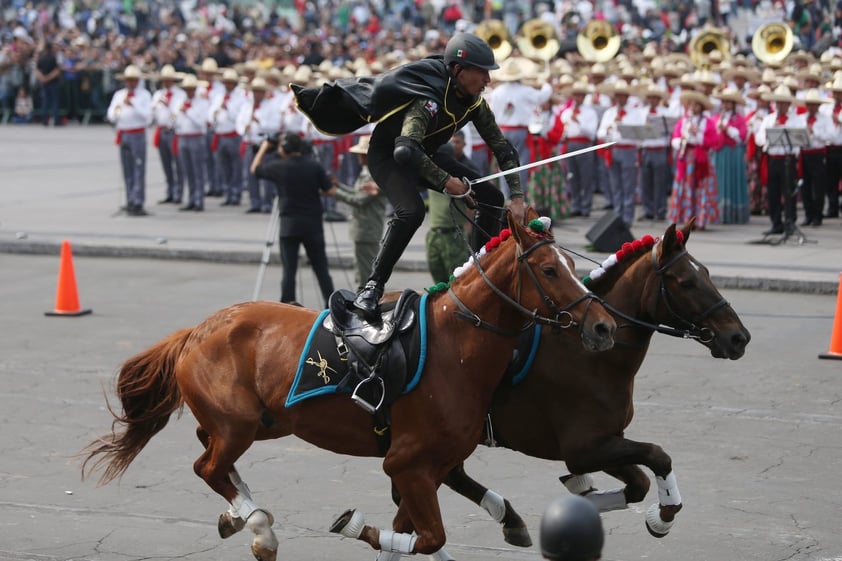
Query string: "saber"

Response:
xmin=467 ymin=141 xmax=616 ymax=185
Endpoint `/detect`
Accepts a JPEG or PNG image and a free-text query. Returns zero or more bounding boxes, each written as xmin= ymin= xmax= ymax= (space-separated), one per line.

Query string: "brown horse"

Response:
xmin=81 ymin=211 xmax=616 ymax=561
xmin=413 ymin=220 xmax=751 ymax=547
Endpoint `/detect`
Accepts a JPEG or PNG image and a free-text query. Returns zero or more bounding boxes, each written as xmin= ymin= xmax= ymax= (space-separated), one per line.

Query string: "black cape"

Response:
xmin=291 ymin=57 xmax=451 ymax=136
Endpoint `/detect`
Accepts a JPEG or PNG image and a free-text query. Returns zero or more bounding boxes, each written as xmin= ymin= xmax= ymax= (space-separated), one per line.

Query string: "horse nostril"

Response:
xmin=732 ymin=332 xmax=748 ymax=349
xmin=595 ymin=321 xmax=616 ymax=340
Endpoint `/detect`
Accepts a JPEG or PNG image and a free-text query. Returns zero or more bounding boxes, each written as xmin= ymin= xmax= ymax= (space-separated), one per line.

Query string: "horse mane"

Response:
xmin=582 ymin=234 xmax=662 ymax=291
xmin=426 ymin=218 xmax=553 ymax=295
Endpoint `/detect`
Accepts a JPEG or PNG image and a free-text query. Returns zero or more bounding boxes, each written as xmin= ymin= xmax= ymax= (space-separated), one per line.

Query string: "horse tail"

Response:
xmin=81 ymin=327 xmax=192 ymax=485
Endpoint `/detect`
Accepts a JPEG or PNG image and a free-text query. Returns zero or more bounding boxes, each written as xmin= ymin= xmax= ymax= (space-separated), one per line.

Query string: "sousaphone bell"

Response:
xmin=751 ymin=22 xmax=794 ymax=64
xmin=576 ymin=19 xmax=621 ymax=63
xmin=476 ymin=19 xmax=513 ymax=62
xmin=516 ymin=18 xmax=560 ymax=62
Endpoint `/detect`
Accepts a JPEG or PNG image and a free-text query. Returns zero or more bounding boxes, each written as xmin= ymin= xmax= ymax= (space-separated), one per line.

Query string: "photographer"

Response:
xmin=251 ymin=132 xmax=335 ymax=307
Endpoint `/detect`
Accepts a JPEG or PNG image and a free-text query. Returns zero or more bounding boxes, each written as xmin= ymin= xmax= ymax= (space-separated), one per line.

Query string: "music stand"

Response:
xmin=617 ymin=123 xmax=661 ymax=142
xmin=760 ymin=126 xmax=816 ymax=246
xmin=646 ymin=115 xmax=679 ymax=139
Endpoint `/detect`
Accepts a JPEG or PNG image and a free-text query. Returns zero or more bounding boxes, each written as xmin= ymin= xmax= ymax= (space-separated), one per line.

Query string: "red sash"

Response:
xmin=153 ymin=126 xmax=162 ymax=148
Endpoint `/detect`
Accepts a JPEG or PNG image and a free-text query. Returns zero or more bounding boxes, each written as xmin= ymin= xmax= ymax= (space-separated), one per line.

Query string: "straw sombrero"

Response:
xmin=797 ymin=88 xmax=832 ymax=105
xmin=713 ymin=86 xmax=745 ymax=105
xmin=680 ymin=89 xmax=713 ymax=110
xmin=762 ymin=84 xmax=796 ymax=103
xmin=115 ymin=64 xmax=144 ymax=80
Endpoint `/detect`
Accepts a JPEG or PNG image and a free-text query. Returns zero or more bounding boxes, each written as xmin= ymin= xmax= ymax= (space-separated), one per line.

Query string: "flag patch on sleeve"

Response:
xmin=424 ymin=100 xmax=439 ymax=116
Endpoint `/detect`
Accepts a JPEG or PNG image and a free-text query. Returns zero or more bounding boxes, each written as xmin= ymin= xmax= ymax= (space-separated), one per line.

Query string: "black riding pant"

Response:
xmin=366 ymin=146 xmax=505 ymax=286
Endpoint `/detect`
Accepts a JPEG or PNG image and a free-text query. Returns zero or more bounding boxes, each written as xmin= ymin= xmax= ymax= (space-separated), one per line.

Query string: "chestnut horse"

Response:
xmin=81 ymin=212 xmax=616 ymax=561
xmin=399 ymin=220 xmax=751 ymax=548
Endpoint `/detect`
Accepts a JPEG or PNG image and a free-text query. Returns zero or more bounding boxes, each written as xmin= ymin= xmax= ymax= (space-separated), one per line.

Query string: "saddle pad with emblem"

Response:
xmin=285 ymin=293 xmax=428 ymax=407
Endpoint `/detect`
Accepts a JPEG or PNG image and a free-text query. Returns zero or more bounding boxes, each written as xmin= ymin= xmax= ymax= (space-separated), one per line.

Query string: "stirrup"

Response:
xmin=351 ymin=375 xmax=385 ymax=413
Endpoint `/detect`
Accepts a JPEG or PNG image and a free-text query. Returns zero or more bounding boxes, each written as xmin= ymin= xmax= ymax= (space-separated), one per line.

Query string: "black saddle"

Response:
xmin=325 ymin=289 xmax=419 ymax=413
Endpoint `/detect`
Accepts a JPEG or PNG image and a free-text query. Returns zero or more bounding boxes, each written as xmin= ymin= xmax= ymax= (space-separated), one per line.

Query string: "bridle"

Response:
xmin=447 ymin=236 xmax=599 ymax=336
xmin=599 ymin=238 xmax=727 ymax=343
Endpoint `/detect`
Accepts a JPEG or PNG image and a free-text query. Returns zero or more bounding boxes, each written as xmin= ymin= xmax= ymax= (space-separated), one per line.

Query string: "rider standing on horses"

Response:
xmin=293 ymin=33 xmax=526 ymax=321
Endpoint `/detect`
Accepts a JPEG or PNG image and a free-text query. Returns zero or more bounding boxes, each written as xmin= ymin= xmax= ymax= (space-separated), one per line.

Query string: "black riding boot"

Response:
xmin=353 ymin=220 xmax=415 ymax=321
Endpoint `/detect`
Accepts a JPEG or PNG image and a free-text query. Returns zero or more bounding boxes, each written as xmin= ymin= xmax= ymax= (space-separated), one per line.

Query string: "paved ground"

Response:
xmin=1 ymin=255 xmax=841 ymax=561
xmin=1 ymin=125 xmax=840 ymax=296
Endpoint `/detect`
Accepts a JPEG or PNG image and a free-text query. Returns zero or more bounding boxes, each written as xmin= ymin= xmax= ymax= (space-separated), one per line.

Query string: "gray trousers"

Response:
xmin=119 ymin=131 xmax=146 ymax=207
xmin=215 ymin=134 xmax=243 ymax=204
xmin=640 ymin=147 xmax=671 ymax=219
xmin=609 ymin=147 xmax=639 ymax=226
xmin=244 ymin=147 xmax=274 ymax=211
xmin=157 ymin=128 xmax=182 ymax=201
xmin=205 ymin=130 xmax=220 ymax=194
xmin=178 ymin=135 xmax=206 ymax=208
xmin=564 ymin=140 xmax=595 ymax=215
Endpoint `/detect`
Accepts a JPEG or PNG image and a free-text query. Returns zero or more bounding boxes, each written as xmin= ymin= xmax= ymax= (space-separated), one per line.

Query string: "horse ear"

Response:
xmin=660 ymin=222 xmax=678 ymax=261
xmin=681 ymin=217 xmax=695 ymax=242
xmin=508 ymin=210 xmax=534 ymax=247
xmin=524 ymin=206 xmax=540 ymax=224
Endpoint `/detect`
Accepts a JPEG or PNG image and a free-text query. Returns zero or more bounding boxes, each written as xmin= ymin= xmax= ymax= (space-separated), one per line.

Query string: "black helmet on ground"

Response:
xmin=540 ymin=495 xmax=604 ymax=561
xmin=444 ymin=33 xmax=500 ymax=70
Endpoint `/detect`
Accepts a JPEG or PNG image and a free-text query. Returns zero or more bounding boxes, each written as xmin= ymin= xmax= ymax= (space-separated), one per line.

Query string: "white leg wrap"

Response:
xmin=231 ymin=494 xmax=260 ymax=521
xmin=338 ymin=509 xmax=366 ymax=539
xmin=429 ymin=547 xmax=456 ymax=561
xmin=562 ymin=473 xmax=595 ymax=495
xmin=584 ymin=488 xmax=628 ymax=512
xmin=376 ymin=551 xmax=403 ymax=561
xmin=379 ymin=530 xmax=417 ymax=554
xmin=646 ymin=502 xmax=674 ymax=535
xmin=656 ymin=472 xmax=682 ymax=506
xmin=480 ymin=489 xmax=506 ymax=523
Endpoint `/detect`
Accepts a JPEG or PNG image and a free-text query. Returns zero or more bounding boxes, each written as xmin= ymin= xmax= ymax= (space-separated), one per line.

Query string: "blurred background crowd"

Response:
xmin=2 ymin=0 xmax=841 ymax=124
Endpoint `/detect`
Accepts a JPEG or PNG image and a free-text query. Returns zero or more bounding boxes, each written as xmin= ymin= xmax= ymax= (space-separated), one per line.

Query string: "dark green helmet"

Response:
xmin=444 ymin=33 xmax=499 ymax=70
xmin=539 ymin=496 xmax=604 ymax=561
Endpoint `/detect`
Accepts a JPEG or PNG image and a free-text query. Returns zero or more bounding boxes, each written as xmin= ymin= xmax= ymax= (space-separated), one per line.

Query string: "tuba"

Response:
xmin=476 ymin=19 xmax=513 ymax=63
xmin=576 ymin=19 xmax=621 ymax=63
xmin=751 ymin=22 xmax=794 ymax=64
xmin=516 ymin=18 xmax=560 ymax=62
xmin=688 ymin=27 xmax=731 ymax=68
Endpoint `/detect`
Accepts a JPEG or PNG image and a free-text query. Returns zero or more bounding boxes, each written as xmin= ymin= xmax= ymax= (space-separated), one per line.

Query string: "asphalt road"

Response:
xmin=1 ymin=254 xmax=841 ymax=561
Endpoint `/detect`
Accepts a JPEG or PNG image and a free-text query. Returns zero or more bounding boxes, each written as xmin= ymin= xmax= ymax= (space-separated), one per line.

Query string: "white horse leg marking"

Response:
xmin=480 ymin=489 xmax=506 ymax=522
xmin=228 ymin=468 xmax=278 ymax=555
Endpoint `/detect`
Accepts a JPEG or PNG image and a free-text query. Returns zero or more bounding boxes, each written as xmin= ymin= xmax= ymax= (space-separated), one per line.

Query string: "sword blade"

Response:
xmin=468 ymin=141 xmax=617 ymax=186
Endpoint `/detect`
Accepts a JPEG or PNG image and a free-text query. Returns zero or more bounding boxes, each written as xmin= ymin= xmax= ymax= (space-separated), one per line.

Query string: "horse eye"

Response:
xmin=678 ymin=279 xmax=695 ymax=289
xmin=542 ymin=266 xmax=558 ymax=278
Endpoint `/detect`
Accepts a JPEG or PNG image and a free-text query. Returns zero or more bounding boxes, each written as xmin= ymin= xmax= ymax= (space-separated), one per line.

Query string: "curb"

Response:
xmin=3 ymin=240 xmax=838 ymax=295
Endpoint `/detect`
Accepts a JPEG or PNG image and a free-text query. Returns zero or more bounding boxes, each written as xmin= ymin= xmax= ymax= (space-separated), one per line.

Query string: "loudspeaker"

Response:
xmin=585 ymin=210 xmax=634 ymax=252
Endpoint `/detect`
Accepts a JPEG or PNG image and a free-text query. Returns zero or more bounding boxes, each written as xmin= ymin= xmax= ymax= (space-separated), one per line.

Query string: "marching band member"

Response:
xmin=820 ymin=76 xmax=842 ymax=220
xmin=639 ymin=84 xmax=674 ymax=222
xmin=797 ymin=89 xmax=834 ymax=227
xmin=173 ymin=74 xmax=210 ymax=212
xmin=150 ymin=64 xmax=186 ymax=205
xmin=585 ymin=63 xmax=614 ymax=211
xmin=711 ymin=87 xmax=749 ymax=224
xmin=755 ymin=85 xmax=806 ymax=235
xmin=236 ymin=77 xmax=281 ymax=214
xmin=546 ymin=82 xmax=598 ymax=217
xmin=745 ymin=85 xmax=772 ymax=215
xmin=209 ymin=68 xmax=247 ymax=207
xmin=107 ymin=64 xmax=152 ymax=217
xmin=196 ymin=58 xmax=224 ymax=197
xmin=668 ymin=89 xmax=720 ymax=230
xmin=488 ymin=56 xmax=552 ymax=199
xmin=597 ymin=79 xmax=642 ymax=226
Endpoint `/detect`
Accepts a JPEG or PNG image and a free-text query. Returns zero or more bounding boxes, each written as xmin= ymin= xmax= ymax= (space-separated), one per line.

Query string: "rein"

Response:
xmin=448 ymin=237 xmax=598 ymax=335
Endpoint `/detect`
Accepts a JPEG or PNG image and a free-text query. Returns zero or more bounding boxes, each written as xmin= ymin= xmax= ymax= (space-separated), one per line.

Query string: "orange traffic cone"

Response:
xmin=45 ymin=240 xmax=92 ymax=317
xmin=819 ymin=273 xmax=842 ymax=360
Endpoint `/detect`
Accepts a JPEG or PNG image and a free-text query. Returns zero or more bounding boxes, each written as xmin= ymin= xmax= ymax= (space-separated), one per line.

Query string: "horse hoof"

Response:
xmin=644 ymin=503 xmax=673 ymax=538
xmin=329 ymin=508 xmax=365 ymax=538
xmin=251 ymin=543 xmax=277 ymax=561
xmin=503 ymin=526 xmax=533 ymax=548
xmin=218 ymin=511 xmax=246 ymax=539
